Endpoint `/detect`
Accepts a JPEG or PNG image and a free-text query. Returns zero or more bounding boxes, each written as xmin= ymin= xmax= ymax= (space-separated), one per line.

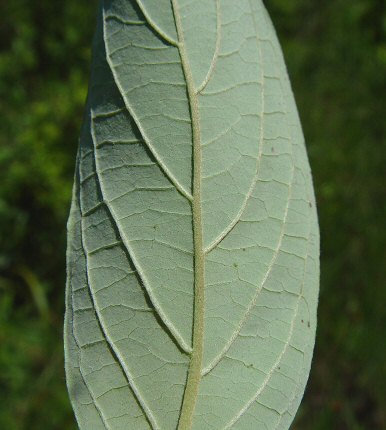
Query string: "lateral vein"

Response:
xmin=223 ymin=236 xmax=310 ymax=430
xmin=202 ymin=161 xmax=295 ymax=375
xmin=80 ymin=224 xmax=158 ymax=429
xmin=203 ymin=28 xmax=264 ymax=255
xmin=202 ymin=0 xmax=295 ymax=375
xmin=196 ymin=0 xmax=222 ymax=94
xmin=135 ymin=0 xmax=179 ymax=46
xmin=102 ymin=7 xmax=193 ymax=202
xmin=90 ymin=109 xmax=192 ymax=355
xmin=66 ymin=180 xmax=111 ymax=430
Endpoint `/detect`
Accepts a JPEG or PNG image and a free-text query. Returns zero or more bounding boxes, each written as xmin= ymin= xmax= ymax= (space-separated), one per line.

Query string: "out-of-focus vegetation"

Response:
xmin=0 ymin=1 xmax=97 ymax=429
xmin=0 ymin=0 xmax=385 ymax=429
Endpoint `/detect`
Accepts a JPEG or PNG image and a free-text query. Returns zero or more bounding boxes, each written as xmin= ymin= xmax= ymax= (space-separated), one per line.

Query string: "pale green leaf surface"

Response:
xmin=65 ymin=1 xmax=319 ymax=429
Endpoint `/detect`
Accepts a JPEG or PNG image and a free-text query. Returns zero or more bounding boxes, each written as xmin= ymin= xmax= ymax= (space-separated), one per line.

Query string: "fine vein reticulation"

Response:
xmin=65 ymin=1 xmax=319 ymax=429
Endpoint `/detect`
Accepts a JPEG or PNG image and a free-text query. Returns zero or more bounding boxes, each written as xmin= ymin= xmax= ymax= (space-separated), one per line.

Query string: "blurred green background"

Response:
xmin=0 ymin=0 xmax=385 ymax=429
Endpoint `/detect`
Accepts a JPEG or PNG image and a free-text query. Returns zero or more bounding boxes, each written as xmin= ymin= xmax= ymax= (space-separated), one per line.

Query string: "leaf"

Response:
xmin=64 ymin=0 xmax=320 ymax=429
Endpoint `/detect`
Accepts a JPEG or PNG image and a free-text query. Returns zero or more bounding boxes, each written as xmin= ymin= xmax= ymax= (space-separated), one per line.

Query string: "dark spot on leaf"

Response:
xmin=271 ymin=147 xmax=275 ymax=152
xmin=309 ymin=202 xmax=312 ymax=208
xmin=233 ymin=262 xmax=238 ymax=268
xmin=301 ymin=319 xmax=304 ymax=323
xmin=308 ymin=321 xmax=311 ymax=328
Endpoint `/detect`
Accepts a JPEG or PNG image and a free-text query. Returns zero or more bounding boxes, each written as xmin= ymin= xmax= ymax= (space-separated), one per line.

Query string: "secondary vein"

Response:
xmin=135 ymin=0 xmax=179 ymax=46
xmin=82 ymin=130 xmax=159 ymax=429
xmin=196 ymin=0 xmax=221 ymax=94
xmin=66 ymin=178 xmax=111 ymax=429
xmin=102 ymin=6 xmax=193 ymax=202
xmin=90 ymin=109 xmax=192 ymax=355
xmin=171 ymin=1 xmax=205 ymax=429
xmin=223 ymin=4 xmax=302 ymax=426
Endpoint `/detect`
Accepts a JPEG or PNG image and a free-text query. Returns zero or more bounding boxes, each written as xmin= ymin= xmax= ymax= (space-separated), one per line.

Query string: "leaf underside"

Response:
xmin=64 ymin=1 xmax=319 ymax=429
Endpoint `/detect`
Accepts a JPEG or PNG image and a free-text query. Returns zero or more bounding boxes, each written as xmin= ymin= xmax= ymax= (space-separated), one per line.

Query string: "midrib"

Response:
xmin=171 ymin=1 xmax=205 ymax=429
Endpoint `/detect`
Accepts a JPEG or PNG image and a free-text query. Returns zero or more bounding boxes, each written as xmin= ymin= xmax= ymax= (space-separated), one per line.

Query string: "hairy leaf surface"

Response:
xmin=64 ymin=1 xmax=319 ymax=429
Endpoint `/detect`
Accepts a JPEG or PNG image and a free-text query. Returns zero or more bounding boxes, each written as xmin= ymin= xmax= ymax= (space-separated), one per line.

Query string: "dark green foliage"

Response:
xmin=0 ymin=1 xmax=97 ymax=429
xmin=0 ymin=0 xmax=385 ymax=428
